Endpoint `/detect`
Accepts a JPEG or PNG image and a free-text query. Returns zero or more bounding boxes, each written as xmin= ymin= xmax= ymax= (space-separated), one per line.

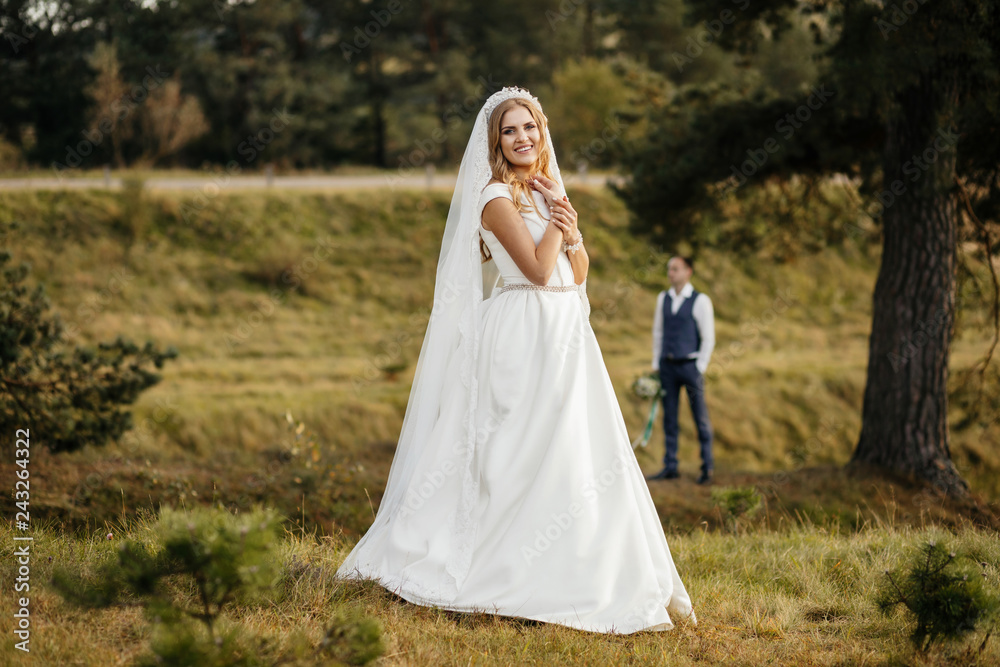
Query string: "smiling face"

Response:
xmin=498 ymin=105 xmax=542 ymax=176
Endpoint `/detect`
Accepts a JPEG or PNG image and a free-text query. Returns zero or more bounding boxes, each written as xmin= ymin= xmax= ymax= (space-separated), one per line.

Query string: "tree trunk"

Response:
xmin=851 ymin=73 xmax=969 ymax=498
xmin=368 ymin=49 xmax=387 ymax=168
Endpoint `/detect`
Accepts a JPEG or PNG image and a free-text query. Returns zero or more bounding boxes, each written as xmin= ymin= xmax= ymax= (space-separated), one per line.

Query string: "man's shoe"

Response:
xmin=696 ymin=470 xmax=713 ymax=485
xmin=645 ymin=468 xmax=680 ymax=481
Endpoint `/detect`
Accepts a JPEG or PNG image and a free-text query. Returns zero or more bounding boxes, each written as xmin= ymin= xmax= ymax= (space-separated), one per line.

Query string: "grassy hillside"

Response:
xmin=0 ymin=182 xmax=997 ymax=541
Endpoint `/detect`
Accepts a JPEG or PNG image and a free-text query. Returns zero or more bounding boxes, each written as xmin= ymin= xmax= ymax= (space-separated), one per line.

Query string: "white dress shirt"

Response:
xmin=651 ymin=282 xmax=715 ymax=374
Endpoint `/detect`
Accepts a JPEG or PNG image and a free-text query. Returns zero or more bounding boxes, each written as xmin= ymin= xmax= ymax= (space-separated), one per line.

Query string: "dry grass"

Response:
xmin=1 ymin=512 xmax=997 ymax=666
xmin=1 ymin=184 xmax=996 ymax=535
xmin=0 ymin=184 xmax=998 ymax=664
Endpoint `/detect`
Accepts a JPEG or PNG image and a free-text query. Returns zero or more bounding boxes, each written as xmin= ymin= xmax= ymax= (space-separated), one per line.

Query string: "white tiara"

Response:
xmin=481 ymin=86 xmax=543 ymax=121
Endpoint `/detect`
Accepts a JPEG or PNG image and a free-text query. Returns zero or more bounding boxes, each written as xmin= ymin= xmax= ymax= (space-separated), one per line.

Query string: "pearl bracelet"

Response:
xmin=563 ymin=232 xmax=583 ymax=254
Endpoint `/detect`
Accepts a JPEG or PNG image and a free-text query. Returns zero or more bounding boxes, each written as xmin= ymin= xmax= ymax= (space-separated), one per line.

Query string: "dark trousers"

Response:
xmin=659 ymin=359 xmax=713 ymax=474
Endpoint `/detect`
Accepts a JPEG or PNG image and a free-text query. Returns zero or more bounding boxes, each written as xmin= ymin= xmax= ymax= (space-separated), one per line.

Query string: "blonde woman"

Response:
xmin=336 ymin=86 xmax=696 ymax=634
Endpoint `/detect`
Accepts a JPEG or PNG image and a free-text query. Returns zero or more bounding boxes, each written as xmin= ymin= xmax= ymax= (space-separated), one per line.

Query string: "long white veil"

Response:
xmin=338 ymin=86 xmax=588 ymax=595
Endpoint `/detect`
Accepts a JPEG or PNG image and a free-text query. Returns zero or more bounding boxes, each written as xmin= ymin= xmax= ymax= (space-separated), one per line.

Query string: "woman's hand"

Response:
xmin=528 ymin=174 xmax=563 ymax=207
xmin=529 ymin=176 xmax=580 ymax=244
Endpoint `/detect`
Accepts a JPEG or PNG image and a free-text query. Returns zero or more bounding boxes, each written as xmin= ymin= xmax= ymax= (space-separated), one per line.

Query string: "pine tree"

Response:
xmin=0 ymin=249 xmax=178 ymax=454
xmin=615 ymin=0 xmax=1000 ymax=497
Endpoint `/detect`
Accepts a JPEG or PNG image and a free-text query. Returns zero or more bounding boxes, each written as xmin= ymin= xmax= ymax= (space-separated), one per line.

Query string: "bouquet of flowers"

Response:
xmin=630 ymin=371 xmax=664 ymax=449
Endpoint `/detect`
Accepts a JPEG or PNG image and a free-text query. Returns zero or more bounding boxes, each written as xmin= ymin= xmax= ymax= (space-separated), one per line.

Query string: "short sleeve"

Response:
xmin=478 ymin=182 xmax=514 ymax=222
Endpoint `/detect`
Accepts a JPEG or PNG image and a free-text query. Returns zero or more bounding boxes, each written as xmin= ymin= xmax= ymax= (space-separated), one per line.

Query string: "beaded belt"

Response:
xmin=497 ymin=283 xmax=579 ymax=294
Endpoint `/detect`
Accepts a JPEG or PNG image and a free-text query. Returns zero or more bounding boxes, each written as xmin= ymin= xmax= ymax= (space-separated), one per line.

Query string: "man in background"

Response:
xmin=645 ymin=256 xmax=716 ymax=485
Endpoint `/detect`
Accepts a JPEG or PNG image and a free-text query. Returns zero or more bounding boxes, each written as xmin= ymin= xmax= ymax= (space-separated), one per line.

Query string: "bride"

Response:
xmin=336 ymin=86 xmax=696 ymax=634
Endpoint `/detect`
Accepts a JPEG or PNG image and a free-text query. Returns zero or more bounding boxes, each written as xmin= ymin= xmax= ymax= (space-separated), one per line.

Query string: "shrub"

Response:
xmin=0 ymin=248 xmax=177 ymax=453
xmin=711 ymin=485 xmax=763 ymax=533
xmin=115 ymin=176 xmax=150 ymax=256
xmin=876 ymin=539 xmax=1000 ymax=651
xmin=50 ymin=505 xmax=384 ymax=666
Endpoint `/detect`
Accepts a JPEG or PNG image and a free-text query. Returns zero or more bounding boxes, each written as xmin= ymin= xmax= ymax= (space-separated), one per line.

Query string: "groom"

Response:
xmin=645 ymin=256 xmax=716 ymax=485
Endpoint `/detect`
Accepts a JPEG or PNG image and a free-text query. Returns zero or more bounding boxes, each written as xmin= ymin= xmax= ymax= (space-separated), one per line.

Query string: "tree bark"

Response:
xmin=851 ymin=72 xmax=969 ymax=498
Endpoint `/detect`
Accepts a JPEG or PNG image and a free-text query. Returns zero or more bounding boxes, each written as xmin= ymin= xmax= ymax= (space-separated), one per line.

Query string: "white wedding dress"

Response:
xmin=337 ymin=181 xmax=695 ymax=634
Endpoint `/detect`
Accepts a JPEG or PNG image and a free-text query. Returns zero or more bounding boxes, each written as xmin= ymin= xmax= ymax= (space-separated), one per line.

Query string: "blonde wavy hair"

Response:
xmin=479 ymin=97 xmax=557 ymax=263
